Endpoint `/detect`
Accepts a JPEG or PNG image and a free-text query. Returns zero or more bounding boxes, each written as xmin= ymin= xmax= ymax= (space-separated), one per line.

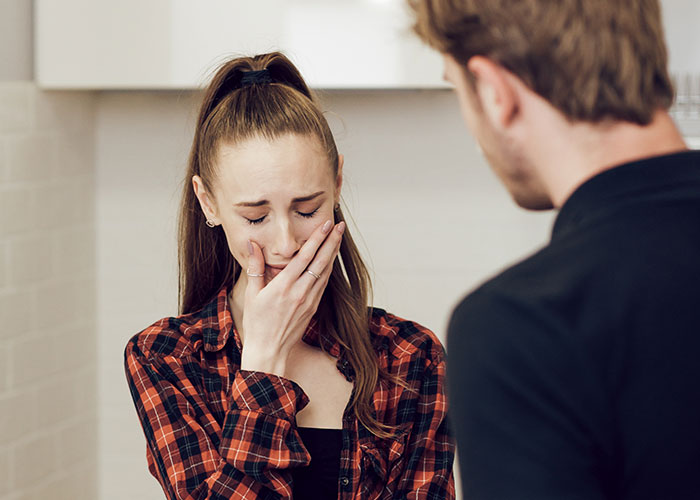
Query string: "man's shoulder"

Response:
xmin=369 ymin=307 xmax=446 ymax=368
xmin=449 ymin=245 xmax=570 ymax=339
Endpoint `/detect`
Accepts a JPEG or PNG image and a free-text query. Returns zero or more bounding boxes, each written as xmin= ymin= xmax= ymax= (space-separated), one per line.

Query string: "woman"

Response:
xmin=125 ymin=52 xmax=454 ymax=499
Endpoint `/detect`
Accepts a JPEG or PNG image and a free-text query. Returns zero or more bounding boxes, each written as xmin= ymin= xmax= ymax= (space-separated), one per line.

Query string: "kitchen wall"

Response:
xmin=0 ymin=0 xmax=33 ymax=82
xmin=95 ymin=88 xmax=555 ymax=498
xmin=1 ymin=1 xmax=99 ymax=499
xmin=0 ymin=84 xmax=98 ymax=499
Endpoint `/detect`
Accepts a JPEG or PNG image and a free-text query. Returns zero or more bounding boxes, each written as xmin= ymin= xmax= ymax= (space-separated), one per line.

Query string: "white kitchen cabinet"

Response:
xmin=35 ymin=0 xmax=447 ymax=89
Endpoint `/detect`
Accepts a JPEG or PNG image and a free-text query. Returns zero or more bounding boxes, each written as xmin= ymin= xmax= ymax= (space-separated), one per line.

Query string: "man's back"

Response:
xmin=449 ymin=151 xmax=700 ymax=499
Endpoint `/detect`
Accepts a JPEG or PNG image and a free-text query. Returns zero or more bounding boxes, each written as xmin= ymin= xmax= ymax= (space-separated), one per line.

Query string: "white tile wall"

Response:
xmin=0 ymin=242 xmax=7 ymax=290
xmin=0 ymin=345 xmax=8 ymax=392
xmin=14 ymin=434 xmax=56 ymax=489
xmin=0 ymin=289 xmax=36 ymax=340
xmin=0 ymin=83 xmax=97 ymax=500
xmin=0 ymin=84 xmax=32 ymax=133
xmin=95 ymin=89 xmax=554 ymax=499
xmin=4 ymin=134 xmax=55 ymax=183
xmin=0 ymin=447 xmax=10 ymax=496
xmin=6 ymin=234 xmax=53 ymax=287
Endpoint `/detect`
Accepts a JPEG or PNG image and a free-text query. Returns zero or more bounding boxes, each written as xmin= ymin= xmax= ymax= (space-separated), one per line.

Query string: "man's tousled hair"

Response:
xmin=409 ymin=0 xmax=674 ymax=125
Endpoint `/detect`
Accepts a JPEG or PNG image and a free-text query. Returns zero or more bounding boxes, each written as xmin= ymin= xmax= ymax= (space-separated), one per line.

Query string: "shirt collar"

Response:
xmin=202 ymin=285 xmax=343 ymax=359
xmin=552 ymin=150 xmax=700 ymax=242
xmin=202 ymin=286 xmax=234 ymax=352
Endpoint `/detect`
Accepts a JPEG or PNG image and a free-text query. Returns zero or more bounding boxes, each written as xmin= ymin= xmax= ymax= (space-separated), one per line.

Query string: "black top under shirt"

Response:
xmin=448 ymin=151 xmax=700 ymax=500
xmin=292 ymin=427 xmax=343 ymax=499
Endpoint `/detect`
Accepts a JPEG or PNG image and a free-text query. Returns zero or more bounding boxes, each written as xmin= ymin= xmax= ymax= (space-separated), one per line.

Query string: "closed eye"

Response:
xmin=244 ymin=207 xmax=319 ymax=225
xmin=298 ymin=208 xmax=319 ymax=218
xmin=245 ymin=215 xmax=266 ymax=225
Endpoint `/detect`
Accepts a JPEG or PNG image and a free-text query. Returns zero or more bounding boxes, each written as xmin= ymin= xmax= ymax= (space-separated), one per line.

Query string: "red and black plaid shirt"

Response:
xmin=125 ymin=286 xmax=455 ymax=499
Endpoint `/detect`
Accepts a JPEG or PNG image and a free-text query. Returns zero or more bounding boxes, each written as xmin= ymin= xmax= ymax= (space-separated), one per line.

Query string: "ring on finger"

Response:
xmin=306 ymin=269 xmax=321 ymax=280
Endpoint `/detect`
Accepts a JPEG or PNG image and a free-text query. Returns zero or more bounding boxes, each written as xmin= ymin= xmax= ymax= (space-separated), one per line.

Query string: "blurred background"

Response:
xmin=1 ymin=1 xmax=699 ymax=499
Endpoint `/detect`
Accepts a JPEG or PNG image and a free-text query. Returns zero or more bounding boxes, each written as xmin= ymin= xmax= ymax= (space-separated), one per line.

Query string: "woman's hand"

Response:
xmin=239 ymin=219 xmax=345 ymax=376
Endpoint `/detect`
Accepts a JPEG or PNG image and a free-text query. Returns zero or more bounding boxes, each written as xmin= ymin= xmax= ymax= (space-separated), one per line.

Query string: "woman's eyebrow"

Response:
xmin=292 ymin=191 xmax=325 ymax=203
xmin=234 ymin=191 xmax=325 ymax=208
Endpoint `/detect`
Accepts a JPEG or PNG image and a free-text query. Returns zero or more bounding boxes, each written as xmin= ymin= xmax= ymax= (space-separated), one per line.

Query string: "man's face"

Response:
xmin=443 ymin=54 xmax=552 ymax=210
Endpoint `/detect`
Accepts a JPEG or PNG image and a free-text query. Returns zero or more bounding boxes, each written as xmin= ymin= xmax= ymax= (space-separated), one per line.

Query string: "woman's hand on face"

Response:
xmin=239 ymin=219 xmax=345 ymax=376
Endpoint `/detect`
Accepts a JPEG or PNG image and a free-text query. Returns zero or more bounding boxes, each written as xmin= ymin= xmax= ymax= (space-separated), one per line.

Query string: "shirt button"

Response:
xmin=340 ymin=477 xmax=350 ymax=487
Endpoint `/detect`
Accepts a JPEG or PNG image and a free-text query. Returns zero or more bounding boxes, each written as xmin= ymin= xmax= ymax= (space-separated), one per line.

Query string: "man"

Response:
xmin=409 ymin=1 xmax=700 ymax=499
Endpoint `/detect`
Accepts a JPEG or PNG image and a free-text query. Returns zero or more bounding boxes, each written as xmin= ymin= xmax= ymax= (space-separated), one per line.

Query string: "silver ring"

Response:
xmin=246 ymin=270 xmax=264 ymax=277
xmin=306 ymin=269 xmax=321 ymax=279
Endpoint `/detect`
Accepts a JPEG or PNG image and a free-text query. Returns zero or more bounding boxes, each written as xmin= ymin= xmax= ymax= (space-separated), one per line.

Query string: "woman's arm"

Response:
xmin=125 ymin=343 xmax=310 ymax=500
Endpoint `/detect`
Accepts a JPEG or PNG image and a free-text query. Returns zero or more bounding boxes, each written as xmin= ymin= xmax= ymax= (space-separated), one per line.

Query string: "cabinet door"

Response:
xmin=35 ymin=0 xmax=447 ymax=90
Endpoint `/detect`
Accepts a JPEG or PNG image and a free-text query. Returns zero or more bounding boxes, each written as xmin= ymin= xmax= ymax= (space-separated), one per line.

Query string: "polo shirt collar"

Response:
xmin=552 ymin=150 xmax=700 ymax=241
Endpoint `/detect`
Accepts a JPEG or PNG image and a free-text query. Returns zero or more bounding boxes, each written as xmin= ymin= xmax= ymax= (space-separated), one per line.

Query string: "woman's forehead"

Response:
xmin=213 ymin=133 xmax=334 ymax=199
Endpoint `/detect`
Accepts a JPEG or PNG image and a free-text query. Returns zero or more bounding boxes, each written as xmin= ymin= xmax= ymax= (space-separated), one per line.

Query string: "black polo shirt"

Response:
xmin=448 ymin=151 xmax=700 ymax=500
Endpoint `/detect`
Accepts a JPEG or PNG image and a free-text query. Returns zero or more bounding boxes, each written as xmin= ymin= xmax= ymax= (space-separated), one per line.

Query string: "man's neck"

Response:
xmin=535 ymin=110 xmax=688 ymax=208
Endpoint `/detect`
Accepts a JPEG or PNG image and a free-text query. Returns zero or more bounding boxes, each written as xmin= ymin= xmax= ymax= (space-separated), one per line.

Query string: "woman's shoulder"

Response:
xmin=368 ymin=308 xmax=446 ymax=368
xmin=124 ymin=306 xmax=214 ymax=363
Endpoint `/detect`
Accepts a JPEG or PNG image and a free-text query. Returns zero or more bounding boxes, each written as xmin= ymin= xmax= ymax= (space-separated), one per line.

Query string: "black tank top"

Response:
xmin=292 ymin=427 xmax=343 ymax=499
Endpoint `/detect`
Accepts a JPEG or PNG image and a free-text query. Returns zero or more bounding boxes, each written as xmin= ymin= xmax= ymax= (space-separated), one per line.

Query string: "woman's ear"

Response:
xmin=192 ymin=175 xmax=220 ymax=224
xmin=335 ymin=154 xmax=344 ymax=206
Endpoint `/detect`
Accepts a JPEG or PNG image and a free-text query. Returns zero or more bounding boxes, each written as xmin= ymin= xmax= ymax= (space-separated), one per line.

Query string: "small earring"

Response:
xmin=334 ymin=203 xmax=340 ymax=212
xmin=205 ymin=219 xmax=216 ymax=228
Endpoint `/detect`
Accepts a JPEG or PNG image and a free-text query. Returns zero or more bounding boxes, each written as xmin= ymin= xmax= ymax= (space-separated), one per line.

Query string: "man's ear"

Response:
xmin=467 ymin=56 xmax=520 ymax=130
xmin=192 ymin=175 xmax=220 ymax=224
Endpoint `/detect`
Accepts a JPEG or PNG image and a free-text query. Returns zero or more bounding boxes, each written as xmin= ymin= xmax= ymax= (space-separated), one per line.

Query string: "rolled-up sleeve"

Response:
xmin=125 ymin=342 xmax=310 ymax=500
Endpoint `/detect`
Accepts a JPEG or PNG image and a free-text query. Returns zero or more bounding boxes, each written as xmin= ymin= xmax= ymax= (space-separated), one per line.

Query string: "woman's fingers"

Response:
xmin=245 ymin=240 xmax=266 ymax=298
xmin=304 ymin=221 xmax=345 ymax=283
xmin=307 ymin=227 xmax=343 ymax=301
xmin=283 ymin=219 xmax=336 ymax=279
xmin=245 ymin=219 xmax=343 ymax=309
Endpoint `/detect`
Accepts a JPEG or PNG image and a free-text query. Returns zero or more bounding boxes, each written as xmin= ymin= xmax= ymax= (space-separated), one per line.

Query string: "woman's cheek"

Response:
xmin=221 ymin=222 xmax=252 ymax=269
xmin=299 ymin=217 xmax=324 ymax=242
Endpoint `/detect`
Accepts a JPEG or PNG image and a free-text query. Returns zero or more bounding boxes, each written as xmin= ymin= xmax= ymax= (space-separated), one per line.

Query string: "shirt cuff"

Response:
xmin=231 ymin=370 xmax=309 ymax=420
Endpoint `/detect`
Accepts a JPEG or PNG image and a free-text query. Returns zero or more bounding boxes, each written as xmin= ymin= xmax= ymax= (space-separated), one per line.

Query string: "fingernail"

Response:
xmin=322 ymin=220 xmax=332 ymax=233
xmin=336 ymin=221 xmax=346 ymax=234
xmin=247 ymin=240 xmax=254 ymax=256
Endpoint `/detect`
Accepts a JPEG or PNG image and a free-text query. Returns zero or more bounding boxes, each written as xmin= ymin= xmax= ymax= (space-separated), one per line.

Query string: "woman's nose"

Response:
xmin=270 ymin=219 xmax=300 ymax=259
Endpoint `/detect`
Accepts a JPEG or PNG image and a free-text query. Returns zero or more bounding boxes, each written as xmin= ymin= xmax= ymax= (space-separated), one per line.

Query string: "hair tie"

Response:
xmin=240 ymin=69 xmax=272 ymax=87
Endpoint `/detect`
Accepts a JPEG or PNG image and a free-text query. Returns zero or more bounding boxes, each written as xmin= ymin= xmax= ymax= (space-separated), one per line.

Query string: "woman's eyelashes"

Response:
xmin=245 ymin=215 xmax=266 ymax=225
xmin=243 ymin=207 xmax=320 ymax=225
xmin=297 ymin=207 xmax=319 ymax=219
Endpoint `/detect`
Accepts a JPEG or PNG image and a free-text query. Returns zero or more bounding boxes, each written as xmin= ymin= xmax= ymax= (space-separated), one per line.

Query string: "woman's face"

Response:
xmin=193 ymin=133 xmax=342 ymax=285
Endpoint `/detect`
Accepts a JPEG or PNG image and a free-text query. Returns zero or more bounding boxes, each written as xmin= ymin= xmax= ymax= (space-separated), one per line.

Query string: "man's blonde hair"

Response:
xmin=410 ymin=0 xmax=674 ymax=125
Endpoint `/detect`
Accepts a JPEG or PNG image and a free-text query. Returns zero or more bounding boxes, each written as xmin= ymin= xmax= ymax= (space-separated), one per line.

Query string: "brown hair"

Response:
xmin=178 ymin=52 xmax=393 ymax=437
xmin=409 ymin=0 xmax=674 ymax=125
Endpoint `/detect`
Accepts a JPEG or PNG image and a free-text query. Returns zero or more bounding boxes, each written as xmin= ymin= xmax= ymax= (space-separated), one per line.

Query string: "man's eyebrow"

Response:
xmin=234 ymin=191 xmax=325 ymax=208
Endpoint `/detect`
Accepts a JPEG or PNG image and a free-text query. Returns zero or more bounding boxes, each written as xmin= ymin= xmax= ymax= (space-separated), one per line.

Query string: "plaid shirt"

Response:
xmin=125 ymin=286 xmax=455 ymax=499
